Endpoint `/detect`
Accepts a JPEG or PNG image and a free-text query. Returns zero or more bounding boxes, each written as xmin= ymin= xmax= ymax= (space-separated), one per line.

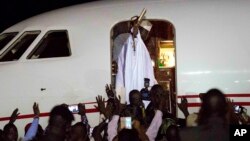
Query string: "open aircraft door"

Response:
xmin=110 ymin=9 xmax=177 ymax=115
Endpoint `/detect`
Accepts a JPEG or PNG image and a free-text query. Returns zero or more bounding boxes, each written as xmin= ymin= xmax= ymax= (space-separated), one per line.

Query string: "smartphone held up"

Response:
xmin=120 ymin=117 xmax=132 ymax=129
xmin=68 ymin=105 xmax=79 ymax=113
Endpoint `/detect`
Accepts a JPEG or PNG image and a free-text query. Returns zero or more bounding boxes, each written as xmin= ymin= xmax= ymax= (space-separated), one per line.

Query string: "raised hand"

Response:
xmin=33 ymin=102 xmax=40 ymax=117
xmin=9 ymin=108 xmax=20 ymax=123
xmin=104 ymin=100 xmax=114 ymax=119
xmin=78 ymin=103 xmax=86 ymax=116
xmin=177 ymin=97 xmax=189 ymax=117
xmin=226 ymin=98 xmax=241 ymax=124
xmin=226 ymin=98 xmax=235 ymax=111
xmin=113 ymin=95 xmax=124 ymax=115
xmin=94 ymin=95 xmax=106 ymax=115
xmin=105 ymin=84 xmax=115 ymax=99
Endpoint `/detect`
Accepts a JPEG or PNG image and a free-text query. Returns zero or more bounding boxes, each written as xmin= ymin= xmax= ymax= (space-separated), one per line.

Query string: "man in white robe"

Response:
xmin=115 ymin=30 xmax=157 ymax=104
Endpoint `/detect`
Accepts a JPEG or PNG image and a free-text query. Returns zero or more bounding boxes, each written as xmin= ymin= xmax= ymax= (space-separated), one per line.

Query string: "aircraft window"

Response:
xmin=0 ymin=32 xmax=18 ymax=51
xmin=27 ymin=30 xmax=71 ymax=59
xmin=0 ymin=31 xmax=40 ymax=62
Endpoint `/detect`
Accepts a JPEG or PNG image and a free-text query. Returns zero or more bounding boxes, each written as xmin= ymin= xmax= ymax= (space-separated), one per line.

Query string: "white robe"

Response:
xmin=116 ymin=30 xmax=157 ymax=103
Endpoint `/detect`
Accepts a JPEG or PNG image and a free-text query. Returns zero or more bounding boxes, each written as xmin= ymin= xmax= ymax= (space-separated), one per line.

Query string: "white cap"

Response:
xmin=140 ymin=20 xmax=152 ymax=32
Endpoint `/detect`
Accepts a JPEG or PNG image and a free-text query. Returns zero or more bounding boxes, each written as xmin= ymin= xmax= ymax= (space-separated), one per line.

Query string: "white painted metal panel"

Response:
xmin=0 ymin=0 xmax=250 ymax=136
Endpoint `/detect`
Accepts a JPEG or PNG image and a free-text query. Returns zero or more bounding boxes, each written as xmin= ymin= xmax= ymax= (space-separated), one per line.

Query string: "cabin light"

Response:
xmin=160 ymin=40 xmax=174 ymax=43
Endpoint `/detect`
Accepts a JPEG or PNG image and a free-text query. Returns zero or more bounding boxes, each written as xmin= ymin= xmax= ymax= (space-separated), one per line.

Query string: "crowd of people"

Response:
xmin=1 ymin=84 xmax=250 ymax=141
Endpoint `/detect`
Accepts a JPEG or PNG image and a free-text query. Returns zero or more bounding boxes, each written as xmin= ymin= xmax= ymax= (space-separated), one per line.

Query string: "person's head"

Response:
xmin=150 ymin=84 xmax=165 ymax=106
xmin=117 ymin=128 xmax=140 ymax=141
xmin=129 ymin=90 xmax=142 ymax=107
xmin=47 ymin=104 xmax=74 ymax=139
xmin=198 ymin=88 xmax=228 ymax=125
xmin=3 ymin=123 xmax=18 ymax=141
xmin=70 ymin=122 xmax=89 ymax=141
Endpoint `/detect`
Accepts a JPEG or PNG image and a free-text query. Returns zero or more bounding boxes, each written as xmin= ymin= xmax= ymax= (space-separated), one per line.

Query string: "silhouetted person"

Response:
xmin=180 ymin=88 xmax=229 ymax=141
xmin=3 ymin=123 xmax=18 ymax=141
xmin=122 ymin=90 xmax=145 ymax=124
xmin=24 ymin=102 xmax=43 ymax=141
xmin=38 ymin=104 xmax=74 ymax=141
xmin=146 ymin=84 xmax=165 ymax=125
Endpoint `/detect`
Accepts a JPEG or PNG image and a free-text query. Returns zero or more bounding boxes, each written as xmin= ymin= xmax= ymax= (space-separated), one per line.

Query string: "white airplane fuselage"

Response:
xmin=0 ymin=0 xmax=250 ymax=137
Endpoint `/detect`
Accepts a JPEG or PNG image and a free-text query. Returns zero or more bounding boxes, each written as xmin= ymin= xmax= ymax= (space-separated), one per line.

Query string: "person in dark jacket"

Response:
xmin=180 ymin=88 xmax=229 ymax=141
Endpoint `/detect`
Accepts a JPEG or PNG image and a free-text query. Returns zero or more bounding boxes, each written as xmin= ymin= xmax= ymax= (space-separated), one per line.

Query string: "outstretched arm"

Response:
xmin=9 ymin=108 xmax=20 ymax=124
xmin=24 ymin=102 xmax=40 ymax=141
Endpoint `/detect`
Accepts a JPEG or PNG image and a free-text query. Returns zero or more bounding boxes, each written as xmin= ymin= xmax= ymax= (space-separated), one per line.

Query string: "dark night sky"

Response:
xmin=0 ymin=0 xmax=98 ymax=32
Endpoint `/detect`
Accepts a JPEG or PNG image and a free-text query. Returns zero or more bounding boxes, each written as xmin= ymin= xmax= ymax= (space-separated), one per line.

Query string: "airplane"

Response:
xmin=0 ymin=0 xmax=250 ymax=137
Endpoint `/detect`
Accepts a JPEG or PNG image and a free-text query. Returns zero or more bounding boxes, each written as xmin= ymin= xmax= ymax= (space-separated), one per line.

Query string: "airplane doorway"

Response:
xmin=110 ymin=20 xmax=177 ymax=115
